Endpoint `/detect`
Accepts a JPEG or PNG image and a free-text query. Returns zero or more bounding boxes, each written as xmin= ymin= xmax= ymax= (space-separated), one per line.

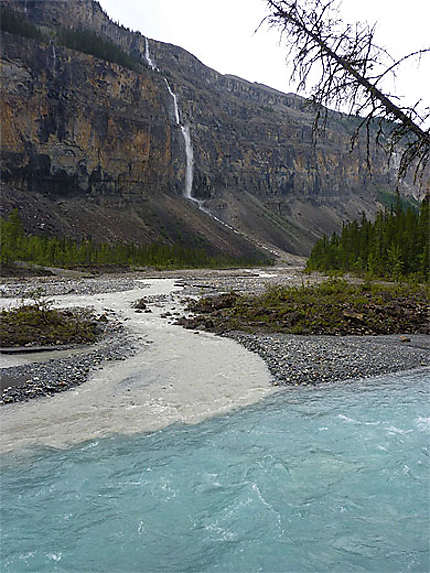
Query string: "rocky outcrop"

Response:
xmin=0 ymin=0 xmax=425 ymax=256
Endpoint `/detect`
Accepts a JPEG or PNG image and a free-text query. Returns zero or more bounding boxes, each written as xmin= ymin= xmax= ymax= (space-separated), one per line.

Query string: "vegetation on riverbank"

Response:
xmin=179 ymin=279 xmax=429 ymax=335
xmin=0 ymin=211 xmax=269 ymax=273
xmin=0 ymin=293 xmax=106 ymax=347
xmin=306 ymin=197 xmax=429 ymax=280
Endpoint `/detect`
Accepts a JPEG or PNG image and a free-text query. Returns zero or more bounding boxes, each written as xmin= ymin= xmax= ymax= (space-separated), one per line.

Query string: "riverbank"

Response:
xmin=1 ymin=269 xmax=429 ymax=409
xmin=0 ymin=276 xmax=273 ymax=452
xmin=174 ymin=276 xmax=430 ymax=385
xmin=227 ymin=332 xmax=429 ymax=386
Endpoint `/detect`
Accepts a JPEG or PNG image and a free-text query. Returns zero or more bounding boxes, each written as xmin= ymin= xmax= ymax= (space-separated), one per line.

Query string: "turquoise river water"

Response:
xmin=1 ymin=369 xmax=429 ymax=572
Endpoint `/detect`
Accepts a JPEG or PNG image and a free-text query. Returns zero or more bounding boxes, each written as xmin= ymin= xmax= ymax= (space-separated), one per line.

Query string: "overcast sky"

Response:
xmin=98 ymin=0 xmax=429 ymax=111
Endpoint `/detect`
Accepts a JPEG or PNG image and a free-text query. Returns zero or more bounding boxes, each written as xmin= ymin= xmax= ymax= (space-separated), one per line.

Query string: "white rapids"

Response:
xmin=0 ymin=280 xmax=274 ymax=453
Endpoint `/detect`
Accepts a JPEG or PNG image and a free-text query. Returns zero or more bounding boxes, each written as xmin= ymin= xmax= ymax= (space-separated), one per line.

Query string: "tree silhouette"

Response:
xmin=263 ymin=0 xmax=430 ymax=181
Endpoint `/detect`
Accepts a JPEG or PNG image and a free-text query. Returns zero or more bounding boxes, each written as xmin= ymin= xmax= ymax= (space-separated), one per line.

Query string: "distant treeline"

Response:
xmin=306 ymin=196 xmax=429 ymax=280
xmin=0 ymin=211 xmax=266 ymax=270
xmin=1 ymin=6 xmax=140 ymax=72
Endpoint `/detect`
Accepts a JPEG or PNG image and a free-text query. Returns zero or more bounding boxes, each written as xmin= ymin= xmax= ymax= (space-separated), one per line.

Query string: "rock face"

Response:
xmin=0 ymin=0 xmax=425 ymax=256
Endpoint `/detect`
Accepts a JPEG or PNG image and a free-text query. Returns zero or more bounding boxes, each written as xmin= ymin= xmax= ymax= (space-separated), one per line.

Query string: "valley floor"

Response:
xmin=0 ymin=267 xmax=428 ymax=451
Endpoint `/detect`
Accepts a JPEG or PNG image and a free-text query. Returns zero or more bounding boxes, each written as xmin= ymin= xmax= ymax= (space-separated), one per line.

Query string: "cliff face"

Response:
xmin=0 ymin=0 xmax=424 ymax=256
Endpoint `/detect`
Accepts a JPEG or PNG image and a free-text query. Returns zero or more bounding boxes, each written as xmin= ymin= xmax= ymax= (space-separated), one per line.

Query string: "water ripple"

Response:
xmin=1 ymin=370 xmax=429 ymax=572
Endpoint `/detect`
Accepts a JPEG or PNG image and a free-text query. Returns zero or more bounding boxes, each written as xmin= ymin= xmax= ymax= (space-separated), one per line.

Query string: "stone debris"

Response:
xmin=1 ymin=268 xmax=428 ymax=406
xmin=226 ymin=332 xmax=430 ymax=386
xmin=0 ymin=276 xmax=145 ymax=299
xmin=0 ymin=332 xmax=138 ymax=405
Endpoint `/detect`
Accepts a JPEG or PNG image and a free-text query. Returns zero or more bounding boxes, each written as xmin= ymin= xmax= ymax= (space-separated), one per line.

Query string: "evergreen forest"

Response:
xmin=306 ymin=196 xmax=429 ymax=280
xmin=0 ymin=211 xmax=267 ymax=271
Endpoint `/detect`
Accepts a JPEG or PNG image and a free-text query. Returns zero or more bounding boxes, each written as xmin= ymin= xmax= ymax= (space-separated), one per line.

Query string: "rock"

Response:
xmin=0 ymin=2 xmax=416 ymax=257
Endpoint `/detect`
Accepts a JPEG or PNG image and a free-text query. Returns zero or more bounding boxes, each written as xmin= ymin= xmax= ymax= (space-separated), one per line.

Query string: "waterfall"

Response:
xmin=142 ymin=38 xmax=278 ymax=255
xmin=142 ymin=37 xmax=267 ymax=250
xmin=144 ymin=37 xmax=203 ymax=208
xmin=181 ymin=124 xmax=196 ymax=202
xmin=144 ymin=37 xmax=158 ymax=71
xmin=164 ymin=79 xmax=180 ymax=125
xmin=51 ymin=43 xmax=56 ymax=77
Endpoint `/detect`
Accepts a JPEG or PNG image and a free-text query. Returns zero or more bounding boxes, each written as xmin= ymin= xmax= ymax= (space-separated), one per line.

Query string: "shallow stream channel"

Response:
xmin=1 ymin=278 xmax=429 ymax=572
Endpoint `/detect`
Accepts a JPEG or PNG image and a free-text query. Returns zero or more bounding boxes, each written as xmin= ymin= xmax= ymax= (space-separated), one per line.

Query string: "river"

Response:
xmin=0 ymin=279 xmax=429 ymax=572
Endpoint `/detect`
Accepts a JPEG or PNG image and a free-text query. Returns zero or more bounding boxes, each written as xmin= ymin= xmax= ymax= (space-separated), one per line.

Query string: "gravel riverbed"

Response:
xmin=0 ymin=276 xmax=138 ymax=299
xmin=0 ymin=275 xmax=144 ymax=405
xmin=227 ymin=332 xmax=430 ymax=386
xmin=0 ymin=331 xmax=139 ymax=405
xmin=1 ymin=269 xmax=429 ymax=406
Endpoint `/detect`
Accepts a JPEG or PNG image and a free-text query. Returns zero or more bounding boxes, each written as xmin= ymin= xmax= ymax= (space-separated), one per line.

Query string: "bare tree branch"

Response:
xmin=262 ymin=0 xmax=430 ymax=182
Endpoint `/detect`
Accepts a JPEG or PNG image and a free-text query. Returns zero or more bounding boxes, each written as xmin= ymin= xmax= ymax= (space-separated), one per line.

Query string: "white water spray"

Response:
xmin=144 ymin=37 xmax=158 ymax=71
xmin=51 ymin=42 xmax=56 ymax=77
xmin=144 ymin=37 xmax=203 ymax=208
xmin=164 ymin=79 xmax=180 ymax=125
xmin=181 ymin=124 xmax=197 ymax=204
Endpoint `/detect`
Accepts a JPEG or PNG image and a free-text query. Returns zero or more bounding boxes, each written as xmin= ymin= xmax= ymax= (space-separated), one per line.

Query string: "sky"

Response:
xmin=98 ymin=0 xmax=429 ymax=114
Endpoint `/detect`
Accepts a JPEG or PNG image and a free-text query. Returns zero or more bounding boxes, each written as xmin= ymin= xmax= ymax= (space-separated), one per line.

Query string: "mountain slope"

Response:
xmin=0 ymin=0 xmax=424 ymax=257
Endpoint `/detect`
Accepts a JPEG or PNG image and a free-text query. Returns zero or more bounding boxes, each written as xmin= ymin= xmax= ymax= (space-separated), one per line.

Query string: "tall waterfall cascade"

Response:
xmin=144 ymin=38 xmax=203 ymax=209
xmin=142 ymin=38 xmax=275 ymax=253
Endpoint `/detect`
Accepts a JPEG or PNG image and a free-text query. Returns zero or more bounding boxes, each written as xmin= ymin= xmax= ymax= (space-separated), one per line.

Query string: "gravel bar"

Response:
xmin=227 ymin=332 xmax=430 ymax=386
xmin=1 ymin=269 xmax=428 ymax=404
xmin=0 ymin=331 xmax=139 ymax=405
xmin=0 ymin=276 xmax=144 ymax=298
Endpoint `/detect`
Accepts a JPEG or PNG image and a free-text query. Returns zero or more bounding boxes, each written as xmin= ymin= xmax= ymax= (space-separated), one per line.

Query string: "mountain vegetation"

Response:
xmin=57 ymin=26 xmax=141 ymax=71
xmin=306 ymin=197 xmax=429 ymax=280
xmin=1 ymin=5 xmax=140 ymax=71
xmin=179 ymin=279 xmax=429 ymax=335
xmin=0 ymin=211 xmax=267 ymax=271
xmin=0 ymin=5 xmax=43 ymax=41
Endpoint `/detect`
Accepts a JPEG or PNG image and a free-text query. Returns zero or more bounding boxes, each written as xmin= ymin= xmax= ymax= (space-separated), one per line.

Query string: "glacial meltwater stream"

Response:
xmin=1 ymin=367 xmax=429 ymax=572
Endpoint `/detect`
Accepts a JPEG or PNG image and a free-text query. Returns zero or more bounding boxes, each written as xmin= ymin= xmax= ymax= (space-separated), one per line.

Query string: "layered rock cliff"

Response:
xmin=0 ymin=0 xmax=424 ymax=257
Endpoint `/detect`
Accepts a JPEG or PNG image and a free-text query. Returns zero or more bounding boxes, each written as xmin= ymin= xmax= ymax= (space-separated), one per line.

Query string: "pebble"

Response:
xmin=0 ymin=332 xmax=139 ymax=405
xmin=226 ymin=332 xmax=430 ymax=386
xmin=2 ymin=269 xmax=429 ymax=403
xmin=0 ymin=277 xmax=145 ymax=299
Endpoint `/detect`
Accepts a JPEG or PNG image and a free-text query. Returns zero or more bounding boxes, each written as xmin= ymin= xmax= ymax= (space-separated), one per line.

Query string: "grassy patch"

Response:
xmin=179 ymin=279 xmax=429 ymax=335
xmin=0 ymin=294 xmax=107 ymax=347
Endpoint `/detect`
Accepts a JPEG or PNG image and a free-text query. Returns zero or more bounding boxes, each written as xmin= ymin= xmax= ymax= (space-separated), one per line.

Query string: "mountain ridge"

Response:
xmin=0 ymin=0 xmax=424 ymax=259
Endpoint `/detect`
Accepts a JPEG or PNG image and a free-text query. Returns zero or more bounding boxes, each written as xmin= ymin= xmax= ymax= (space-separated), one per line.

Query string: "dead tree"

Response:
xmin=263 ymin=0 xmax=430 ymax=182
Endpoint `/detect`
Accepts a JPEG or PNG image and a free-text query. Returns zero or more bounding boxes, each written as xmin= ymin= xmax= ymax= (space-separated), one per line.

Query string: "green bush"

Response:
xmin=187 ymin=279 xmax=430 ymax=335
xmin=0 ymin=290 xmax=101 ymax=347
